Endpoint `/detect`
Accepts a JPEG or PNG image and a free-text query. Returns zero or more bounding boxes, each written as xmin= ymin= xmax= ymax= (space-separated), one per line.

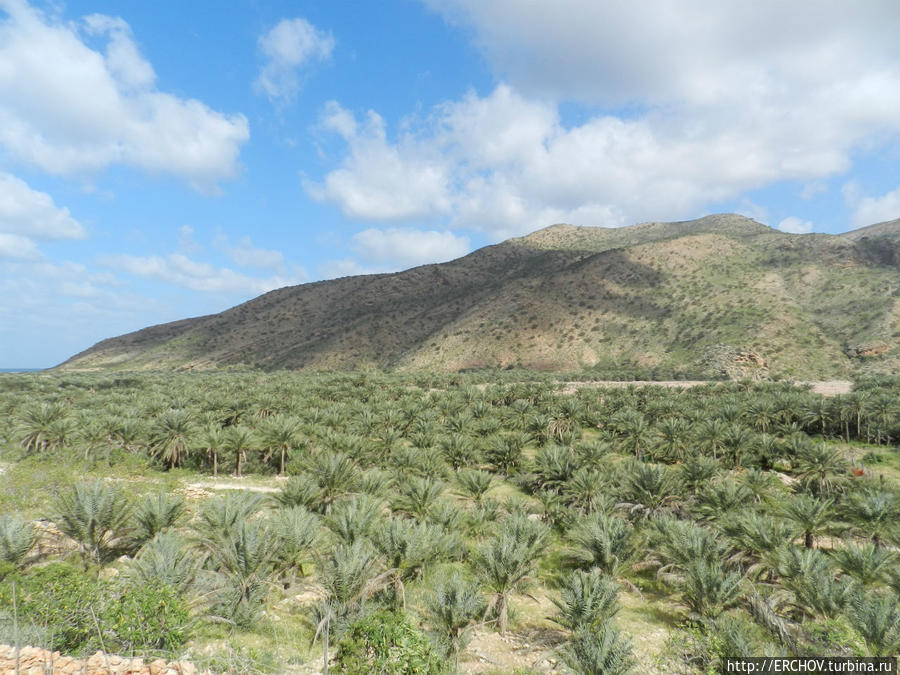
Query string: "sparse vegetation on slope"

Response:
xmin=58 ymin=214 xmax=900 ymax=378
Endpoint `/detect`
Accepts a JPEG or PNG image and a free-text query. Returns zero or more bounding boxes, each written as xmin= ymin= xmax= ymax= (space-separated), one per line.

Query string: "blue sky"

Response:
xmin=1 ymin=0 xmax=899 ymax=368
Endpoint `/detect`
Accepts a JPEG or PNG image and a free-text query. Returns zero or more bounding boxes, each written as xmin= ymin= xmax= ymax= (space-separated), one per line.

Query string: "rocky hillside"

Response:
xmin=58 ymin=214 xmax=900 ymax=378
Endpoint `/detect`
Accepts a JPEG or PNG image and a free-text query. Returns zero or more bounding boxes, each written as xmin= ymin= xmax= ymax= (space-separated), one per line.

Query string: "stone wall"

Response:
xmin=0 ymin=645 xmax=214 ymax=674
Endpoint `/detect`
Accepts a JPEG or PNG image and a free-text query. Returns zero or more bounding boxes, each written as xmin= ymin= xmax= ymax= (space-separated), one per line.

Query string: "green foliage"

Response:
xmin=333 ymin=609 xmax=445 ymax=675
xmin=424 ymin=571 xmax=484 ymax=667
xmin=0 ymin=514 xmax=35 ymax=567
xmin=0 ymin=561 xmax=100 ymax=653
xmin=559 ymin=626 xmax=635 ymax=675
xmin=55 ymin=479 xmax=133 ymax=564
xmin=131 ymin=491 xmax=186 ymax=549
xmin=551 ymin=568 xmax=620 ymax=633
xmin=101 ymin=580 xmax=191 ymax=654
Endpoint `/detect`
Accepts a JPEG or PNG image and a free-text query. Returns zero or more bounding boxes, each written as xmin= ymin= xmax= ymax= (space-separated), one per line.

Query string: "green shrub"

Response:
xmin=333 ymin=610 xmax=445 ymax=675
xmin=0 ymin=561 xmax=100 ymax=653
xmin=103 ymin=580 xmax=191 ymax=654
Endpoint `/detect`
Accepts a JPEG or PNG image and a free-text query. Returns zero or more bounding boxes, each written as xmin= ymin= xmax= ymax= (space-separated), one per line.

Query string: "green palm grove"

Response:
xmin=0 ymin=369 xmax=898 ymax=673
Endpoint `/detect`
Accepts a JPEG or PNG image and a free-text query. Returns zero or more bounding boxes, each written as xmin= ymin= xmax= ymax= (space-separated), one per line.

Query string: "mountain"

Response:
xmin=58 ymin=214 xmax=900 ymax=378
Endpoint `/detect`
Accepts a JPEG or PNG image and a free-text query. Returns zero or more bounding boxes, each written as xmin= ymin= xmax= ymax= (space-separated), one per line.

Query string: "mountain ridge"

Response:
xmin=59 ymin=214 xmax=900 ymax=378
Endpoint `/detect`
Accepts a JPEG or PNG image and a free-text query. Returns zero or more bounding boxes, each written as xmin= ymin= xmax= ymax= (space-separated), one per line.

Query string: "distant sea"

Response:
xmin=0 ymin=368 xmax=43 ymax=373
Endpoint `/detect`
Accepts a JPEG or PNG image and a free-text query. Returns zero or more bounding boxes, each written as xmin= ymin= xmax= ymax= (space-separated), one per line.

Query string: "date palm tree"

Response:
xmin=425 ymin=571 xmax=485 ymax=673
xmin=849 ymin=591 xmax=900 ymax=657
xmin=840 ymin=487 xmax=900 ymax=548
xmin=472 ymin=518 xmax=546 ymax=634
xmin=831 ymin=542 xmax=897 ymax=588
xmin=271 ymin=505 xmax=320 ymax=580
xmin=149 ymin=409 xmax=195 ymax=470
xmin=793 ymin=443 xmax=848 ymax=496
xmin=55 ymin=479 xmax=133 ymax=565
xmin=677 ymin=559 xmax=743 ymax=620
xmin=551 ymin=568 xmax=620 ymax=632
xmin=223 ymin=424 xmax=256 ymax=478
xmin=260 ymin=414 xmax=303 ymax=475
xmin=0 ymin=515 xmax=35 ymax=567
xmin=567 ymin=512 xmax=638 ymax=591
xmin=455 ymin=469 xmax=494 ymax=505
xmin=131 ymin=491 xmax=186 ymax=549
xmin=778 ymin=495 xmax=834 ymax=549
xmin=559 ymin=627 xmax=634 ymax=675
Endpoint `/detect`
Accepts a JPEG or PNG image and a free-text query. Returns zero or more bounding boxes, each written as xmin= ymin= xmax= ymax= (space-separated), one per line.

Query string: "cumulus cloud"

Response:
xmin=101 ymin=252 xmax=304 ymax=294
xmin=848 ymin=186 xmax=900 ymax=229
xmin=306 ymin=103 xmax=452 ymax=221
xmin=308 ymin=3 xmax=900 ymax=237
xmin=353 ymin=228 xmax=470 ymax=268
xmin=225 ymin=236 xmax=285 ymax=270
xmin=422 ymin=1 xmax=900 ymax=109
xmin=0 ymin=172 xmax=86 ymax=241
xmin=256 ymin=17 xmax=334 ymax=104
xmin=311 ymin=85 xmax=870 ymax=238
xmin=0 ymin=0 xmax=249 ymax=189
xmin=776 ymin=217 xmax=814 ymax=234
xmin=0 ymin=232 xmax=40 ymax=259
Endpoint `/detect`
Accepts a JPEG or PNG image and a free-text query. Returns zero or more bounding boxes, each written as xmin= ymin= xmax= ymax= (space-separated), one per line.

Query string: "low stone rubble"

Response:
xmin=0 ymin=645 xmax=215 ymax=674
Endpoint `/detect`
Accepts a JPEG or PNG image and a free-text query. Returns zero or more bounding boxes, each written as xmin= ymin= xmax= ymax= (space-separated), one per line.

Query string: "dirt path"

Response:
xmin=557 ymin=380 xmax=852 ymax=396
xmin=184 ymin=478 xmax=282 ymax=494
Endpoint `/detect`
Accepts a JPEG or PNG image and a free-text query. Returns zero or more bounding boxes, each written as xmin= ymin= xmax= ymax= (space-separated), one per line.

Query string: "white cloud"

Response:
xmin=0 ymin=172 xmax=86 ymax=240
xmin=848 ymin=186 xmax=900 ymax=229
xmin=101 ymin=252 xmax=304 ymax=294
xmin=226 ymin=236 xmax=285 ymax=270
xmin=0 ymin=0 xmax=249 ymax=189
xmin=312 ymin=84 xmax=876 ymax=238
xmin=302 ymin=2 xmax=900 ymax=236
xmin=422 ymin=1 xmax=900 ymax=109
xmin=353 ymin=228 xmax=470 ymax=268
xmin=256 ymin=17 xmax=334 ymax=104
xmin=306 ymin=104 xmax=452 ymax=221
xmin=777 ymin=217 xmax=814 ymax=234
xmin=0 ymin=232 xmax=40 ymax=259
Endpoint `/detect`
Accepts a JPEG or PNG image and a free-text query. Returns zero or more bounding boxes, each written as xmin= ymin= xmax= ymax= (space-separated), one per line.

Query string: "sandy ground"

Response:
xmin=558 ymin=380 xmax=852 ymax=396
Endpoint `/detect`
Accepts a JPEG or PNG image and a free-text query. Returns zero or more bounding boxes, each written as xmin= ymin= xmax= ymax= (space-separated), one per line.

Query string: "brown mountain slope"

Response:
xmin=59 ymin=214 xmax=900 ymax=378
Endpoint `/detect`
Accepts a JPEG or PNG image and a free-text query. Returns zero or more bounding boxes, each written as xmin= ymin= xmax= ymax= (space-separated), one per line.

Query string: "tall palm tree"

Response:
xmin=197 ymin=423 xmax=225 ymax=476
xmin=260 ymin=414 xmax=303 ymax=475
xmin=223 ymin=424 xmax=256 ymax=478
xmin=149 ymin=409 xmax=195 ymax=470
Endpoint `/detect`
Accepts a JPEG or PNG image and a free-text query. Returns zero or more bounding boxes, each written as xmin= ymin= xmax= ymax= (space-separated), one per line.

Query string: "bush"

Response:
xmin=0 ymin=561 xmax=100 ymax=653
xmin=333 ymin=610 xmax=445 ymax=675
xmin=103 ymin=580 xmax=191 ymax=654
xmin=0 ymin=563 xmax=191 ymax=656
